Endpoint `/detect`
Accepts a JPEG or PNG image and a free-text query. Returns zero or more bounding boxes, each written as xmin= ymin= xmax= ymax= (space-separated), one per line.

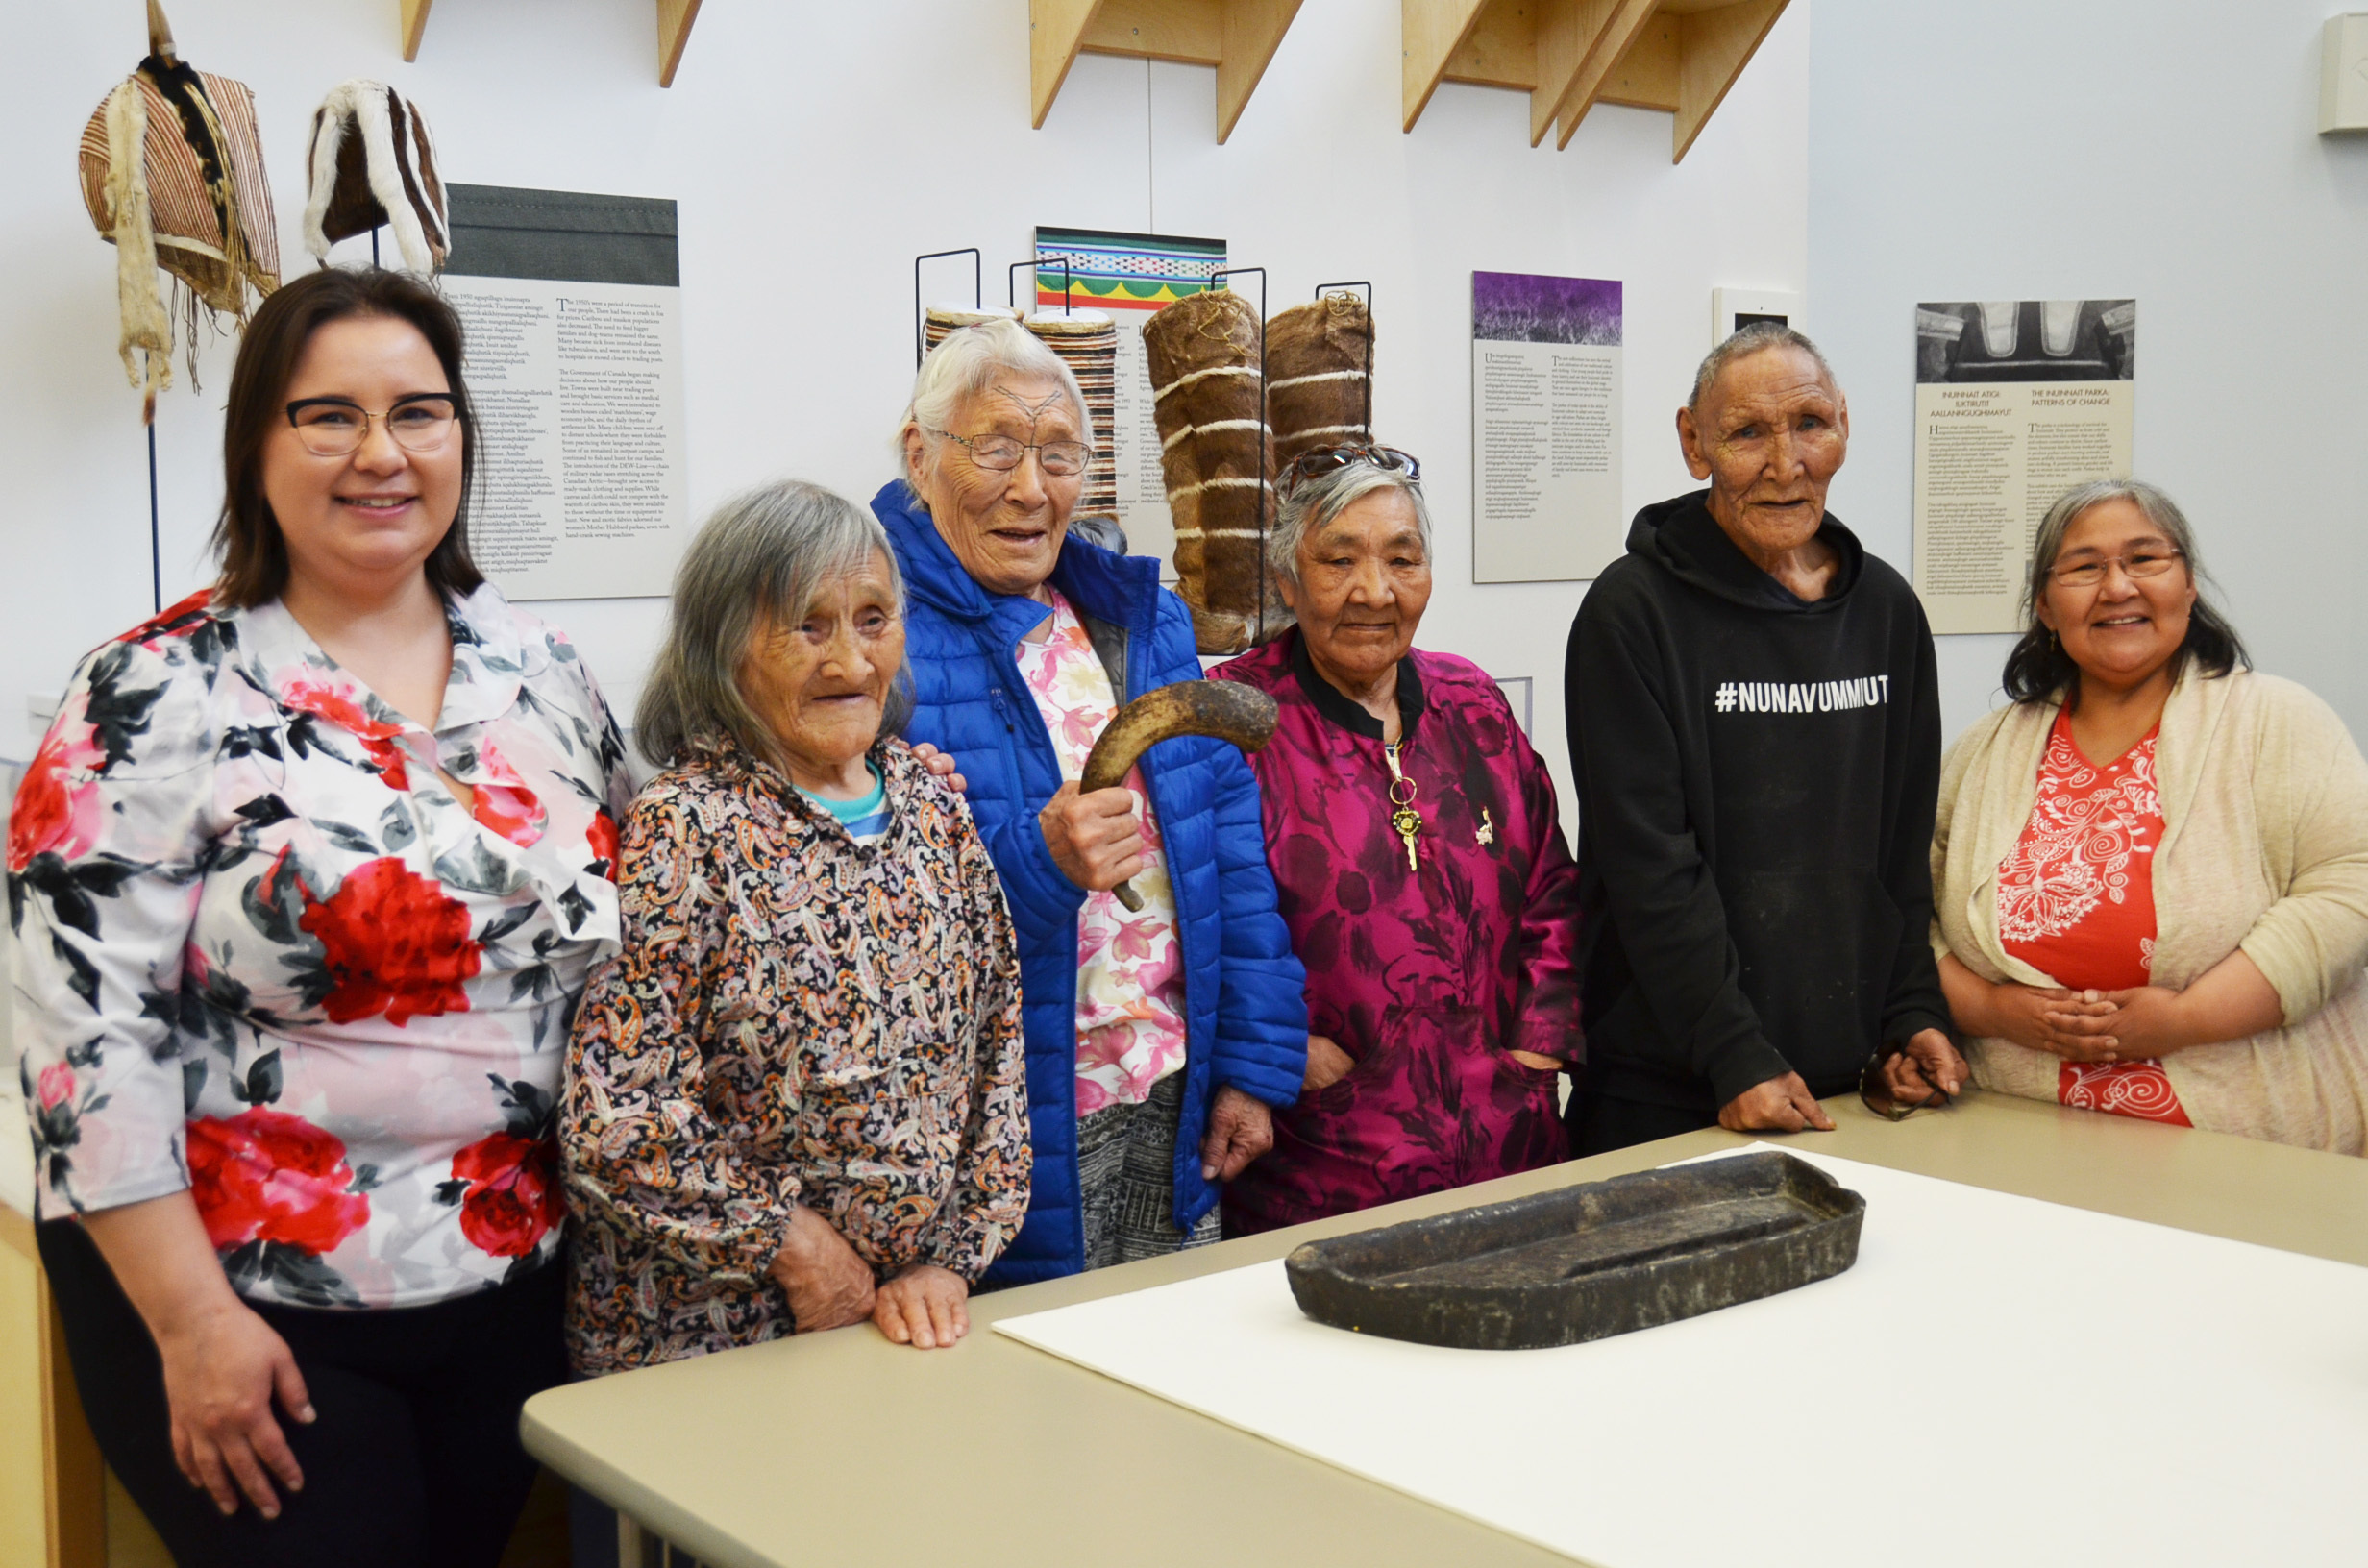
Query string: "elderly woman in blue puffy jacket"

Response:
xmin=873 ymin=317 xmax=1306 ymax=1282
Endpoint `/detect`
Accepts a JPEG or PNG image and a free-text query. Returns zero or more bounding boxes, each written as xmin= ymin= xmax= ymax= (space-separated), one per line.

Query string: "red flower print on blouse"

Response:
xmin=449 ymin=1132 xmax=560 ymax=1257
xmin=36 ymin=1063 xmax=75 ymax=1112
xmin=468 ymin=741 xmax=547 ymax=848
xmin=586 ymin=807 xmax=620 ymax=881
xmin=123 ymin=588 xmax=214 ymax=649
xmin=299 ymin=857 xmax=481 ymax=1025
xmin=186 ymin=1109 xmax=372 ymax=1256
xmin=281 ymin=679 xmax=412 ymax=791
xmin=7 ymin=718 xmax=105 ymax=873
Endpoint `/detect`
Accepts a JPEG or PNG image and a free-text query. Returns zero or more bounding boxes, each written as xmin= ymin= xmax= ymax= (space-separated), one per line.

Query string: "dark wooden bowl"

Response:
xmin=1284 ymin=1150 xmax=1864 ymax=1351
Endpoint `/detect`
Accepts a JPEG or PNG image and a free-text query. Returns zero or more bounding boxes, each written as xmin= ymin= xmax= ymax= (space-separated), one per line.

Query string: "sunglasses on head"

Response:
xmin=1277 ymin=444 xmax=1420 ymax=498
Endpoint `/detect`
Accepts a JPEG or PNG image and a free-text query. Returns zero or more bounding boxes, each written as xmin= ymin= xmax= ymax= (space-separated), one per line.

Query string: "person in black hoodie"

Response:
xmin=1564 ymin=323 xmax=1970 ymax=1153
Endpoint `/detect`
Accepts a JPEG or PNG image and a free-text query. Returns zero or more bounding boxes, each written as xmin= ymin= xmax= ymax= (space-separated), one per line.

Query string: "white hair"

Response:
xmin=1269 ymin=458 xmax=1431 ymax=591
xmin=1690 ymin=320 xmax=1837 ymax=413
xmin=891 ymin=316 xmax=1089 ymax=495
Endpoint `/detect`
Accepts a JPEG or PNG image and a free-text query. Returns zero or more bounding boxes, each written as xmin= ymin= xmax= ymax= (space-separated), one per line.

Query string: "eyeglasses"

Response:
xmin=2048 ymin=550 xmax=2183 ymax=589
xmin=1858 ymin=1049 xmax=1955 ymax=1122
xmin=285 ymin=394 xmax=460 ymax=457
xmin=1278 ymin=444 xmax=1420 ymax=498
xmin=935 ymin=429 xmax=1093 ymax=478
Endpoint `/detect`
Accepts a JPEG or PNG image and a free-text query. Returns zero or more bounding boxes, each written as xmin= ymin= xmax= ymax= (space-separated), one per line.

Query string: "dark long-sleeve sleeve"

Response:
xmin=1876 ymin=607 xmax=1953 ymax=1046
xmin=1566 ymin=594 xmax=1793 ymax=1108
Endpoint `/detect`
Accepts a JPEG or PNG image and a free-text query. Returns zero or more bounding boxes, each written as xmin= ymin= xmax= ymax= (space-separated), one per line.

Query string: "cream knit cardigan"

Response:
xmin=1931 ymin=669 xmax=2368 ymax=1153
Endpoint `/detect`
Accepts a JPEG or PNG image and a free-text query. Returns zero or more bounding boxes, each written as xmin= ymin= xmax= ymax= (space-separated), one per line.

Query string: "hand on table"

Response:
xmin=1200 ymin=1085 xmax=1274 ymax=1182
xmin=1039 ymin=783 xmax=1146 ymax=892
xmin=1302 ymin=1035 xmax=1355 ymax=1092
xmin=907 ymin=743 xmax=966 ymax=795
xmin=1717 ymin=1072 xmax=1836 ymax=1134
xmin=873 ymin=1264 xmax=971 ymax=1350
xmin=1875 ymin=1028 xmax=1969 ymax=1103
xmin=769 ymin=1206 xmax=876 ymax=1333
xmin=157 ymin=1298 xmax=314 ymax=1519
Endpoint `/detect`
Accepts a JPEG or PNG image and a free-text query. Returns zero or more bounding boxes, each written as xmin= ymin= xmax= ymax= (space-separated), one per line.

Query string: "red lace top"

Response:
xmin=1995 ymin=709 xmax=2188 ymax=1125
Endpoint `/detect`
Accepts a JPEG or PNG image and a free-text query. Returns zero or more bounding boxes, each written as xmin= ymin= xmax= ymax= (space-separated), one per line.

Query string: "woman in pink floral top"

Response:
xmin=10 ymin=269 xmax=629 ymax=1568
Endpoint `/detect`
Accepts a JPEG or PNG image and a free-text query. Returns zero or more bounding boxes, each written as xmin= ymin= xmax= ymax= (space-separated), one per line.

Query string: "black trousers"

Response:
xmin=38 ymin=1218 xmax=566 ymax=1568
xmin=1567 ymin=1091 xmax=1719 ymax=1157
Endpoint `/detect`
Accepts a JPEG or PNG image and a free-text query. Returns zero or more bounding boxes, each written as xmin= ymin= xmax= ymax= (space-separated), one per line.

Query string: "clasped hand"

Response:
xmin=1987 ymin=983 xmax=2185 ymax=1062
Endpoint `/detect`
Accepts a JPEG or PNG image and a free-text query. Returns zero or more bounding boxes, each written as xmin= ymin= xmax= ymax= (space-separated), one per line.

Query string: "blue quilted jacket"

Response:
xmin=873 ymin=482 xmax=1307 ymax=1283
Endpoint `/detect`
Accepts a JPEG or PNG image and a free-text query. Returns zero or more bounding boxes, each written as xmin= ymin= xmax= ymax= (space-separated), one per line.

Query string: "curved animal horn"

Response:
xmin=1078 ymin=679 xmax=1279 ymax=912
xmin=146 ymin=0 xmax=179 ymax=62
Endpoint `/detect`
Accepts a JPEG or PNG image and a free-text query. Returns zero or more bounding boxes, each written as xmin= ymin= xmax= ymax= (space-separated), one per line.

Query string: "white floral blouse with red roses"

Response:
xmin=9 ymin=585 xmax=632 ymax=1309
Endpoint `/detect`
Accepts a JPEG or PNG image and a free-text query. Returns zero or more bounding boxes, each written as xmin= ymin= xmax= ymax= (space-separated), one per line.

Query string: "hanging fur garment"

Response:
xmin=1025 ymin=309 xmax=1121 ymax=524
xmin=1143 ymin=290 xmax=1288 ymax=654
xmin=1266 ymin=291 xmax=1373 ymax=468
xmin=304 ymin=80 xmax=449 ymax=274
xmin=77 ymin=2 xmax=279 ymax=422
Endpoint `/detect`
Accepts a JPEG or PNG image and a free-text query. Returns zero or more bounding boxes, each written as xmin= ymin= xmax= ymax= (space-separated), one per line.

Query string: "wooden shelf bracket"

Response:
xmin=1032 ymin=0 xmax=1308 ymax=144
xmin=1403 ymin=0 xmax=1788 ymax=160
xmin=399 ymin=0 xmax=703 ymax=86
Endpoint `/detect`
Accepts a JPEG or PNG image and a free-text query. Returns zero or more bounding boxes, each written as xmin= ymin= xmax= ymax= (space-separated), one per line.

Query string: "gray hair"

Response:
xmin=892 ymin=316 xmax=1089 ymax=494
xmin=1690 ymin=321 xmax=1836 ymax=413
xmin=635 ymin=479 xmax=909 ymax=769
xmin=2001 ymin=477 xmax=2248 ymax=704
xmin=1269 ymin=456 xmax=1432 ymax=590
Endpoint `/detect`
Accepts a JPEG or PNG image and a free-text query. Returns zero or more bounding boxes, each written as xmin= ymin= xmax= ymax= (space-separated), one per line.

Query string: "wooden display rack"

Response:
xmin=1030 ymin=0 xmax=1307 ymax=143
xmin=1403 ymin=0 xmax=1789 ymax=159
xmin=400 ymin=0 xmax=704 ymax=86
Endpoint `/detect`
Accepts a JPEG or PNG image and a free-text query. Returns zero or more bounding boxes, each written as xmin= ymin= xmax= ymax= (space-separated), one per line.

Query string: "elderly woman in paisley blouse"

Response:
xmin=562 ymin=480 xmax=1028 ymax=1373
xmin=11 ymin=267 xmax=630 ymax=1566
xmin=1930 ymin=479 xmax=2368 ymax=1148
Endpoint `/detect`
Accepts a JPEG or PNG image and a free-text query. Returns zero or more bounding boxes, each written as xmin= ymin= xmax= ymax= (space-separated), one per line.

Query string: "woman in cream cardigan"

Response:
xmin=1931 ymin=478 xmax=2368 ymax=1150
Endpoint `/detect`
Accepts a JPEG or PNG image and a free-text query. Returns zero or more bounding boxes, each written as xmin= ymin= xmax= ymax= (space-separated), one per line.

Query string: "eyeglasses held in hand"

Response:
xmin=936 ymin=429 xmax=1094 ymax=478
xmin=1277 ymin=444 xmax=1420 ymax=498
xmin=1857 ymin=1048 xmax=1955 ymax=1122
xmin=285 ymin=395 xmax=460 ymax=457
xmin=2048 ymin=550 xmax=2183 ymax=588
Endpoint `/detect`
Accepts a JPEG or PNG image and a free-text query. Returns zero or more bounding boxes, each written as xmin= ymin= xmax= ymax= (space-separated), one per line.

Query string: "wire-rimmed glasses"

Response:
xmin=285 ymin=394 xmax=460 ymax=457
xmin=935 ymin=429 xmax=1093 ymax=478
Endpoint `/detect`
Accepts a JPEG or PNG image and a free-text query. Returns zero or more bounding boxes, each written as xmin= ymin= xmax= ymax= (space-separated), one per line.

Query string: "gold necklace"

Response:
xmin=1384 ymin=739 xmax=1422 ymax=871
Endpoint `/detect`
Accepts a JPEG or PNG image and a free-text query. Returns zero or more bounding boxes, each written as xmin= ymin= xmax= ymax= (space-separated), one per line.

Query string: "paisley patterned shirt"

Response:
xmin=560 ymin=740 xmax=1029 ymax=1375
xmin=10 ymin=586 xmax=631 ymax=1309
xmin=1012 ymin=589 xmax=1188 ymax=1115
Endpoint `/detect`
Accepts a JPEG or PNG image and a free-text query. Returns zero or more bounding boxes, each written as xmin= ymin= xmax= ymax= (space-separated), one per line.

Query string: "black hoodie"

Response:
xmin=1564 ymin=489 xmax=1951 ymax=1115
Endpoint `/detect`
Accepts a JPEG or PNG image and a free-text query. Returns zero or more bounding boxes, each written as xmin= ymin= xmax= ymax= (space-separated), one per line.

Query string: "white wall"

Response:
xmin=0 ymin=0 xmax=1813 ymax=816
xmin=1808 ymin=0 xmax=2368 ymax=747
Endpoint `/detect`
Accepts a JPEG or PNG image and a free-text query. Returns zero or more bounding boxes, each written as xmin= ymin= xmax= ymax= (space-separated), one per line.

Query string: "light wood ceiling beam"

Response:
xmin=1216 ymin=0 xmax=1306 ymax=142
xmin=1404 ymin=0 xmax=1495 ymax=132
xmin=1551 ymin=0 xmax=1661 ymax=148
xmin=400 ymin=0 xmax=432 ymax=61
xmin=1038 ymin=0 xmax=1308 ymax=144
xmin=657 ymin=0 xmax=703 ymax=88
xmin=1672 ymin=0 xmax=1787 ymax=160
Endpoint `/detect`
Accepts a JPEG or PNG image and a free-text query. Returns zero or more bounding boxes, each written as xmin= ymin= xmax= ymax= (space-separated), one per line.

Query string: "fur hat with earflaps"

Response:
xmin=304 ymin=80 xmax=449 ymax=276
xmin=76 ymin=0 xmax=281 ymax=422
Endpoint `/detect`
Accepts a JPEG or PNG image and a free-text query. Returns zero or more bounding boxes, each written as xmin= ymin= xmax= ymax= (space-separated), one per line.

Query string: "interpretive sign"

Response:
xmin=1912 ymin=300 xmax=2135 ymax=634
xmin=442 ymin=185 xmax=690 ymax=601
xmin=1470 ymin=271 xmax=1624 ymax=583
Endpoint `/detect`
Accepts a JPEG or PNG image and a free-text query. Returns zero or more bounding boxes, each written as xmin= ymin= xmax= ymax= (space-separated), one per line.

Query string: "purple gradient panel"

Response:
xmin=1471 ymin=272 xmax=1623 ymax=346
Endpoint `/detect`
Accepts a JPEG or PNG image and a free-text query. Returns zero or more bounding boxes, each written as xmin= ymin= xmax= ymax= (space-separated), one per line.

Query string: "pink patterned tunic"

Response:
xmin=1211 ymin=633 xmax=1583 ymax=1233
xmin=1012 ymin=589 xmax=1188 ymax=1115
xmin=1997 ymin=711 xmax=2189 ymax=1125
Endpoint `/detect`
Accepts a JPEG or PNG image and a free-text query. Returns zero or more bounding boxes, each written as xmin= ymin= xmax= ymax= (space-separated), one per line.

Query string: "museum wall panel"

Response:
xmin=0 ymin=0 xmax=1811 ymax=816
xmin=1808 ymin=0 xmax=2368 ymax=747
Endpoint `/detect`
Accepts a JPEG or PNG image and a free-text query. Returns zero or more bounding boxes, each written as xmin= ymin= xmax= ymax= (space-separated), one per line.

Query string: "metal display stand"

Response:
xmin=1311 ymin=279 xmax=1374 ymax=439
xmin=1008 ymin=257 xmax=1073 ymax=315
xmin=912 ymin=246 xmax=982 ymax=367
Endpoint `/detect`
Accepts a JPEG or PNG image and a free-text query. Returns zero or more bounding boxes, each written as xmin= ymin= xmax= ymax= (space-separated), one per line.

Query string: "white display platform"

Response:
xmin=997 ymin=1147 xmax=2368 ymax=1567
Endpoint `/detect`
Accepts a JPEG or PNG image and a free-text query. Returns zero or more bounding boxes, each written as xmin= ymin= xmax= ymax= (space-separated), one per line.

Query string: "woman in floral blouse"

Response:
xmin=11 ymin=267 xmax=631 ymax=1567
xmin=562 ymin=479 xmax=1028 ymax=1374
